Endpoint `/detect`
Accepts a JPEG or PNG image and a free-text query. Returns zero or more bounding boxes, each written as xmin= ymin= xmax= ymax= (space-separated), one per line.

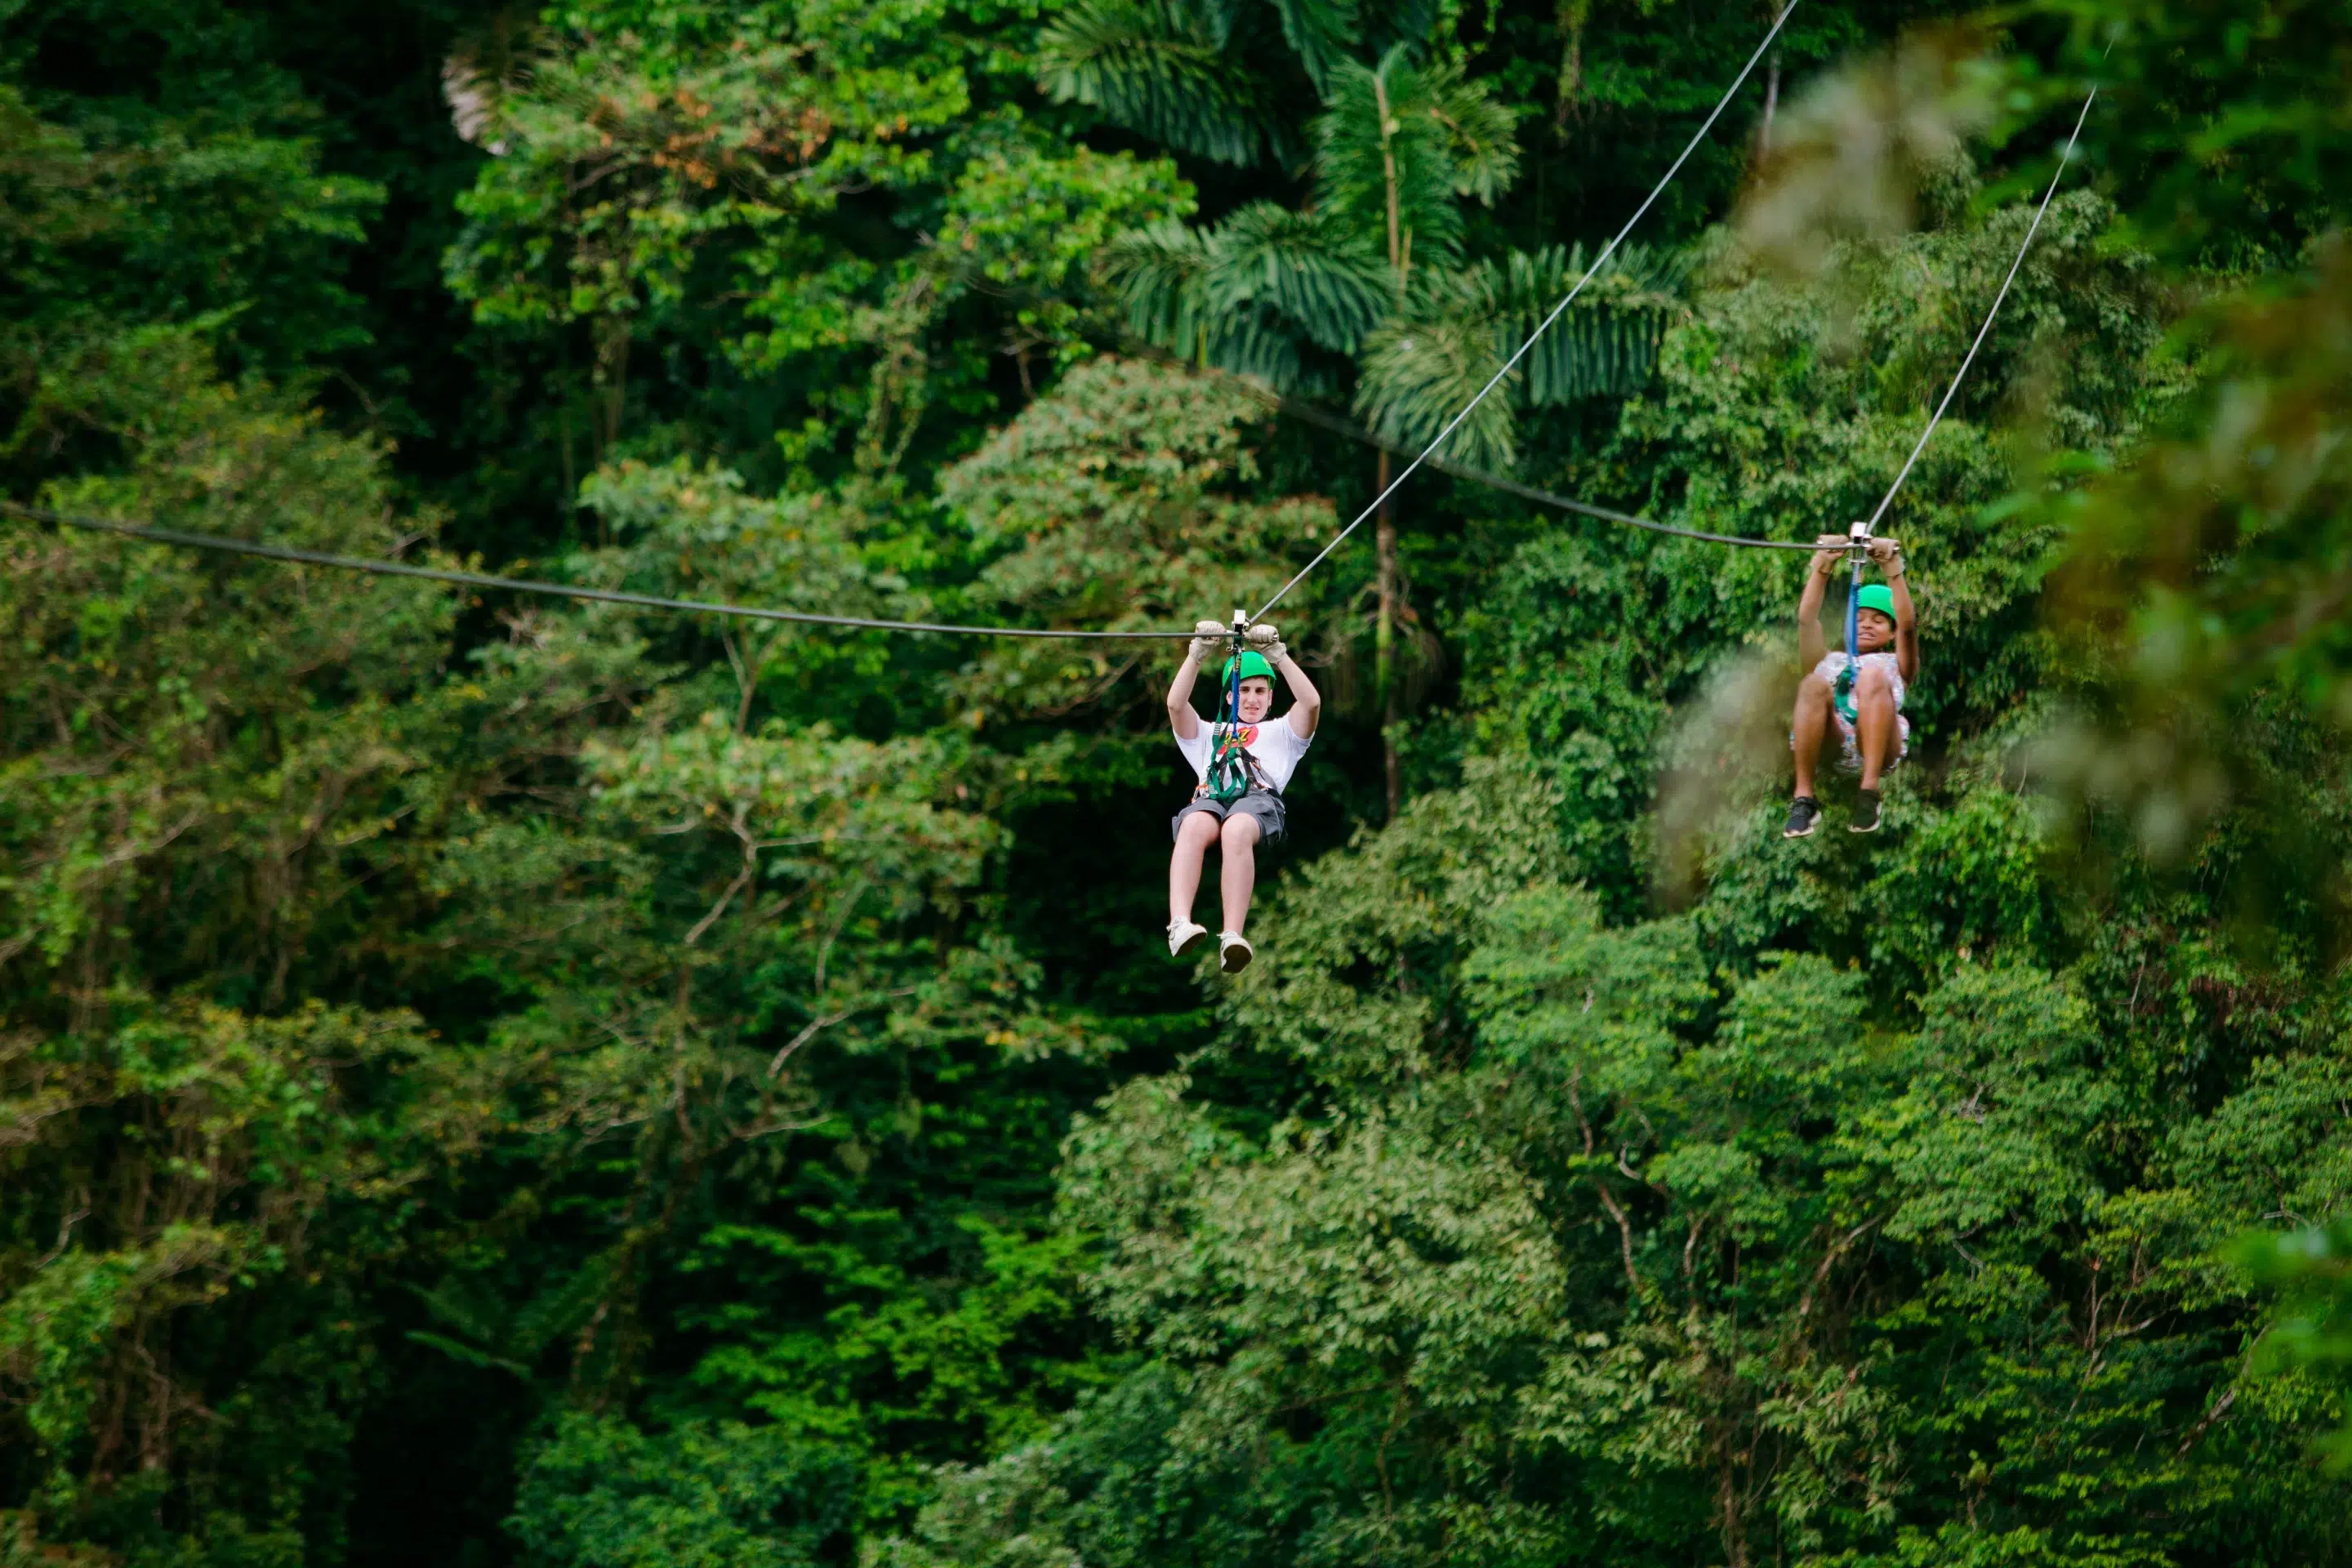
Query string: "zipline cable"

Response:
xmin=1832 ymin=73 xmax=2101 ymax=691
xmin=0 ymin=502 xmax=1200 ymax=639
xmin=1129 ymin=345 xmax=1820 ymax=551
xmin=1247 ymin=0 xmax=1802 ymax=622
xmin=1861 ymin=78 xmax=2100 ymax=536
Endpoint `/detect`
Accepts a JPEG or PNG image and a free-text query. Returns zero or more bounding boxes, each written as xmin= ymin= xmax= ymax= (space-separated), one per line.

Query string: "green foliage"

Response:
xmin=942 ymin=354 xmax=1337 ymax=723
xmin=0 ymin=215 xmax=1113 ymax=1561
xmin=1107 ymin=34 xmax=1664 ymax=468
xmin=509 ymin=1411 xmax=856 ymax=1568
xmin=1036 ymin=1 xmax=1274 ymax=167
xmin=2238 ymin=1219 xmax=2352 ymax=1466
xmin=1107 ymin=204 xmax=1389 ymax=380
xmin=0 ymin=81 xmax=383 ymax=453
xmin=1035 ymin=0 xmax=1418 ymax=168
xmin=1312 ymin=46 xmax=1518 ymax=274
xmin=1356 ymin=242 xmax=1685 ymax=467
xmin=7 ymin=2 xmax=2352 ymax=1567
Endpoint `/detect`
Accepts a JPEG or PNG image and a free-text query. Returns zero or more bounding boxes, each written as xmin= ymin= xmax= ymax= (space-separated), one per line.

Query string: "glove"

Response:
xmin=1188 ymin=619 xmax=1227 ymax=661
xmin=1866 ymin=536 xmax=1906 ymax=577
xmin=1245 ymin=622 xmax=1288 ymax=665
xmin=1811 ymin=534 xmax=1847 ymax=577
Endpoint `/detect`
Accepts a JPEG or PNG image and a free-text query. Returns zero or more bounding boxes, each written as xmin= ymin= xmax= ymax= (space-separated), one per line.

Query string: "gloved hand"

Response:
xmin=1811 ymin=534 xmax=1848 ymax=578
xmin=1188 ymin=619 xmax=1227 ymax=661
xmin=1245 ymin=622 xmax=1287 ymax=665
xmin=1866 ymin=536 xmax=1905 ymax=577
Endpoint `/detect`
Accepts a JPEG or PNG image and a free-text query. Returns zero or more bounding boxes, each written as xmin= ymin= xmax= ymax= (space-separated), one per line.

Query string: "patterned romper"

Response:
xmin=1802 ymin=650 xmax=1907 ymax=771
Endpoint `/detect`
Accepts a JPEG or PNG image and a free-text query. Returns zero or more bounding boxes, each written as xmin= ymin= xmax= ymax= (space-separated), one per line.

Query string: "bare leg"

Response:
xmin=1791 ymin=672 xmax=1833 ymax=797
xmin=1169 ymin=812 xmax=1222 ymax=924
xmin=1218 ymin=813 xmax=1262 ymax=934
xmin=1854 ymin=666 xmax=1895 ymax=790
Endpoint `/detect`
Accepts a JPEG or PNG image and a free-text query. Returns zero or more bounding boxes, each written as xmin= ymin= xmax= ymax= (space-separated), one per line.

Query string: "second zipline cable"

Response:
xmin=1860 ymin=77 xmax=2100 ymax=535
xmin=1248 ymin=0 xmax=1803 ymax=622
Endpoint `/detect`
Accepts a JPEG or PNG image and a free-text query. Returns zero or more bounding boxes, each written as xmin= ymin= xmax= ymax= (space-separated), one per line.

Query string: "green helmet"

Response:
xmin=1855 ymin=583 xmax=1897 ymax=618
xmin=1221 ymin=649 xmax=1276 ymax=685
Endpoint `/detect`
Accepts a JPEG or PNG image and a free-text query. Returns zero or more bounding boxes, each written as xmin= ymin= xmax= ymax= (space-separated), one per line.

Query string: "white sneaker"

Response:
xmin=1218 ymin=931 xmax=1254 ymax=974
xmin=1167 ymin=919 xmax=1211 ymax=958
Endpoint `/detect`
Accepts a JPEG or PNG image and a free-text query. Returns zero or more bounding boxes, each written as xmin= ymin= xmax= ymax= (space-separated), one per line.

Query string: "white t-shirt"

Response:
xmin=1174 ymin=711 xmax=1313 ymax=795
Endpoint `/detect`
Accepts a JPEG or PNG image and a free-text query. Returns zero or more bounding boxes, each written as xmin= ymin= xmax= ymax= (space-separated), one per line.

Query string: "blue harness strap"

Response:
xmin=1833 ymin=552 xmax=1864 ymax=725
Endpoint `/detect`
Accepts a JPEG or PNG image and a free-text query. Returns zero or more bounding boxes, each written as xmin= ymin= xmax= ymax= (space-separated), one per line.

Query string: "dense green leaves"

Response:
xmin=510 ymin=1412 xmax=857 ymax=1568
xmin=8 ymin=1 xmax=2352 ymax=1566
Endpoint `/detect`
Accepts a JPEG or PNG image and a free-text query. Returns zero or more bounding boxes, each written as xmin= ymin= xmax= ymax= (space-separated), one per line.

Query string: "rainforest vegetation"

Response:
xmin=5 ymin=0 xmax=2352 ymax=1563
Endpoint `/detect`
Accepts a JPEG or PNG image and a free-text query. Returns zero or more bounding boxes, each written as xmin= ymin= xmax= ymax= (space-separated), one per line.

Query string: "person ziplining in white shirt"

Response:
xmin=1164 ymin=621 xmax=1320 ymax=975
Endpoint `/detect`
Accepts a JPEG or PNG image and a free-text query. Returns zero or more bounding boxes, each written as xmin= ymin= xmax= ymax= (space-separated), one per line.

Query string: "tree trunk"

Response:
xmin=1555 ymin=0 xmax=1590 ymax=133
xmin=595 ymin=314 xmax=630 ymax=455
xmin=1375 ymin=450 xmax=1399 ymax=822
xmin=1374 ymin=72 xmax=1402 ymax=287
xmin=1374 ymin=65 xmax=1407 ymax=826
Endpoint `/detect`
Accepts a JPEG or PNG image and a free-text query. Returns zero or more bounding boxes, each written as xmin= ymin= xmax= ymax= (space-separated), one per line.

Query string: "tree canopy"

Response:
xmin=6 ymin=0 xmax=2352 ymax=1566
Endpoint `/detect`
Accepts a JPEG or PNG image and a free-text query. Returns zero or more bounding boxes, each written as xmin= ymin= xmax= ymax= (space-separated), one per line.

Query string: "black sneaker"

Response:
xmin=1783 ymin=796 xmax=1822 ymax=839
xmin=1849 ymin=788 xmax=1882 ymax=834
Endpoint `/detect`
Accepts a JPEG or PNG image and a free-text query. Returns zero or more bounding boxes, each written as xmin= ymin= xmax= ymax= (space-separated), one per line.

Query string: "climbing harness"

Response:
xmin=1204 ymin=615 xmax=1262 ymax=804
xmin=1831 ymin=565 xmax=1907 ymax=724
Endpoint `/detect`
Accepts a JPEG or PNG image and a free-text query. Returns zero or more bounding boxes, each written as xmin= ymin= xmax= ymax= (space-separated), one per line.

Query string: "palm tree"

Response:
xmin=1106 ymin=43 xmax=1679 ymax=817
xmin=1320 ymin=46 xmax=1510 ymax=817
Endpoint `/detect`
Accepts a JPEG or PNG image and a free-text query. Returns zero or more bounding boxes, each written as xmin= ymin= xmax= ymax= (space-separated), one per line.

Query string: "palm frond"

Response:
xmin=1307 ymin=51 xmax=1384 ymax=193
xmin=1107 ymin=210 xmax=1365 ymax=387
xmin=1192 ymin=0 xmax=1248 ymax=48
xmin=1202 ymin=306 xmax=1311 ymax=386
xmin=1200 ymin=202 xmax=1389 ymax=355
xmin=1263 ymin=0 xmax=1360 ymax=92
xmin=1492 ymin=243 xmax=1686 ymax=403
xmin=1357 ymin=0 xmax=1436 ymax=58
xmin=1105 ymin=217 xmax=1216 ymax=350
xmin=412 ymin=1279 xmax=506 ymax=1346
xmin=508 ymin=1260 xmax=616 ymax=1357
xmin=1353 ymin=243 xmax=1690 ymax=466
xmin=1417 ymin=57 xmax=1520 ymax=204
xmin=1312 ymin=47 xmax=1519 ymax=274
xmin=1038 ymin=0 xmax=1270 ymax=166
xmin=1313 ymin=50 xmax=1453 ymax=265
xmin=1354 ymin=269 xmax=1519 ymax=469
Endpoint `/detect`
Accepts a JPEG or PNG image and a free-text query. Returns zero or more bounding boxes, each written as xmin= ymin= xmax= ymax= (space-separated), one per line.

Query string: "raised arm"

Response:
xmin=1870 ymin=538 xmax=1918 ymax=680
xmin=1168 ymin=621 xmax=1224 ymax=741
xmin=1248 ymin=624 xmax=1320 ymax=739
xmin=1797 ymin=537 xmax=1843 ymax=670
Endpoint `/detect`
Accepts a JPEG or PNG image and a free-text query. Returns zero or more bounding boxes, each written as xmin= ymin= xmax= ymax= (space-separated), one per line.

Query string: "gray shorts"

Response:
xmin=1172 ymin=789 xmax=1286 ymax=845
